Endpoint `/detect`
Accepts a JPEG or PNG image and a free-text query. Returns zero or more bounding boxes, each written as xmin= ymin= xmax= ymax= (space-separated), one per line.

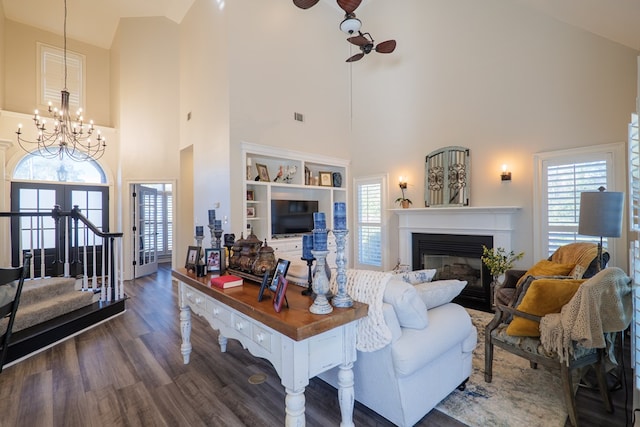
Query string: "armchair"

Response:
xmin=494 ymin=242 xmax=607 ymax=308
xmin=485 ymin=267 xmax=632 ymax=426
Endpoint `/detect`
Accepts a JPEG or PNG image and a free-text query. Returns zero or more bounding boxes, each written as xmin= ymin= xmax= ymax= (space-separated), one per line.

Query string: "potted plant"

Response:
xmin=481 ymin=245 xmax=524 ymax=283
xmin=395 ymin=181 xmax=412 ymax=208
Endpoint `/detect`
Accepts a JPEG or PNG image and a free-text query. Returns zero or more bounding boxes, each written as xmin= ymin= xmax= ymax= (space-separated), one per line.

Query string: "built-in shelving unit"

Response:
xmin=241 ymin=142 xmax=350 ymax=260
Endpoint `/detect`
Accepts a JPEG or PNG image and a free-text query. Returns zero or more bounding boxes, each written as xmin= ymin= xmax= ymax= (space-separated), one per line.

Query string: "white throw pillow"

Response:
xmin=393 ymin=269 xmax=437 ymax=285
xmin=383 ymin=279 xmax=429 ymax=329
xmin=414 ymin=279 xmax=467 ymax=310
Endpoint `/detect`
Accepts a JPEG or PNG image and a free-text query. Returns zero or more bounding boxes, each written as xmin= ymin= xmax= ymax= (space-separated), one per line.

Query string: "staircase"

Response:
xmin=0 ymin=206 xmax=126 ymax=366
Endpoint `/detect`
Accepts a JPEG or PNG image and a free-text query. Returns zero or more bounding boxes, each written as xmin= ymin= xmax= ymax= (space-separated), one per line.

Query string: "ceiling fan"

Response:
xmin=293 ymin=0 xmax=397 ymax=62
xmin=346 ymin=32 xmax=396 ymax=62
xmin=293 ymin=0 xmax=364 ymax=33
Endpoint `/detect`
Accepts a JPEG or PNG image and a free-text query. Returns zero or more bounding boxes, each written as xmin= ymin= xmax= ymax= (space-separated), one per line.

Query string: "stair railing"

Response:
xmin=0 ymin=205 xmax=124 ymax=302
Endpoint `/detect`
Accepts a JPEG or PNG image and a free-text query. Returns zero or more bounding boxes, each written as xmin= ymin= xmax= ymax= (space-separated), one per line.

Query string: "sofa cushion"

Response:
xmin=515 ymin=259 xmax=575 ymax=287
xmin=414 ymin=279 xmax=467 ymax=309
xmin=382 ymin=303 xmax=403 ymax=343
xmin=392 ymin=269 xmax=437 ymax=285
xmin=383 ymin=279 xmax=429 ymax=329
xmin=506 ymin=277 xmax=584 ymax=336
xmin=391 ymin=303 xmax=473 ymax=377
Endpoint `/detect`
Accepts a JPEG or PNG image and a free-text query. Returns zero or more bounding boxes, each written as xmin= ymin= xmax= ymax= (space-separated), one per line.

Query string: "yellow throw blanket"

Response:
xmin=550 ymin=242 xmax=599 ymax=278
xmin=539 ymin=267 xmax=633 ymax=364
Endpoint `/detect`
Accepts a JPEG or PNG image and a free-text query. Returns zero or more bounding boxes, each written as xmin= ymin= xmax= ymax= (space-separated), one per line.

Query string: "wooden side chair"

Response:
xmin=0 ymin=253 xmax=32 ymax=373
xmin=485 ymin=267 xmax=632 ymax=426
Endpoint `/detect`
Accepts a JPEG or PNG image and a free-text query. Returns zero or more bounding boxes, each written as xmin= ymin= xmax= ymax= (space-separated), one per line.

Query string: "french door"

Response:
xmin=10 ymin=182 xmax=109 ymax=276
xmin=132 ymin=184 xmax=159 ymax=278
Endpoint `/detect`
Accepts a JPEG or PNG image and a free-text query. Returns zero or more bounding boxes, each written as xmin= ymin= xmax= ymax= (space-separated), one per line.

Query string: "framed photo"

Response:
xmin=273 ymin=275 xmax=289 ymax=313
xmin=204 ymin=248 xmax=223 ymax=273
xmin=258 ymin=271 xmax=270 ymax=302
xmin=319 ymin=171 xmax=333 ymax=187
xmin=247 ymin=206 xmax=256 ymax=218
xmin=256 ymin=163 xmax=270 ymax=182
xmin=185 ymin=246 xmax=201 ymax=270
xmin=246 ymin=190 xmax=255 ymax=201
xmin=269 ymin=258 xmax=291 ymax=292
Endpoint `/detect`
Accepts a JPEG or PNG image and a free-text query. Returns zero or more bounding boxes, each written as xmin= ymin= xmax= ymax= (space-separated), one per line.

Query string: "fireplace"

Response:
xmin=412 ymin=233 xmax=492 ymax=312
xmin=394 ymin=206 xmax=521 ymax=312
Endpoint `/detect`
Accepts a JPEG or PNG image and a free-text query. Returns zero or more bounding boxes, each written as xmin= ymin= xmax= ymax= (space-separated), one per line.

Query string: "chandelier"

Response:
xmin=16 ymin=0 xmax=105 ymax=162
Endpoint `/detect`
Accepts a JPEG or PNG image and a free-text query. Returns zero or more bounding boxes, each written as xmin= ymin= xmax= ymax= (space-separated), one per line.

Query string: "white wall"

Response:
xmin=348 ymin=0 xmax=638 ymax=269
xmin=179 ymin=0 xmax=230 ymax=251
xmin=112 ymin=17 xmax=180 ymax=278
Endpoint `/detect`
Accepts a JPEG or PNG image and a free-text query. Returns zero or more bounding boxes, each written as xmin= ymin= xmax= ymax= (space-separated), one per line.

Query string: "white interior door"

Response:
xmin=133 ymin=184 xmax=158 ymax=278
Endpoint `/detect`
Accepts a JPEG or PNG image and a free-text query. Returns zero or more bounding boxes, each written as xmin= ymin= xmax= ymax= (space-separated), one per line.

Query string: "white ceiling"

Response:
xmin=2 ymin=0 xmax=640 ymax=51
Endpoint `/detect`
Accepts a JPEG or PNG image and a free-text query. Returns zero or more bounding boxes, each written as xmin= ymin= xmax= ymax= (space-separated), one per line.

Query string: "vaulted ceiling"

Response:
xmin=2 ymin=0 xmax=639 ymax=51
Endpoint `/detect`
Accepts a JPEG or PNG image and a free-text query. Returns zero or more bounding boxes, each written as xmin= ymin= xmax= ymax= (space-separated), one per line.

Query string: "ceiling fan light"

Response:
xmin=340 ymin=17 xmax=361 ymax=34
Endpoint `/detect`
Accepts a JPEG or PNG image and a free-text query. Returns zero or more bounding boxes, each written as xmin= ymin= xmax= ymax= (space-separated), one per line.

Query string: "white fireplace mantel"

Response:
xmin=392 ymin=206 xmax=522 ymax=268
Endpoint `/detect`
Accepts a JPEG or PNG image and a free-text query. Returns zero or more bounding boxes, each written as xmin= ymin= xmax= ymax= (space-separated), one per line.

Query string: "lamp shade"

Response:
xmin=578 ymin=189 xmax=624 ymax=238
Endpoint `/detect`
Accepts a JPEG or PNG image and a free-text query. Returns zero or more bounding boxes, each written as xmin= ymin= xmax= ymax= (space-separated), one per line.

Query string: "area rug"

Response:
xmin=435 ymin=309 xmax=568 ymax=427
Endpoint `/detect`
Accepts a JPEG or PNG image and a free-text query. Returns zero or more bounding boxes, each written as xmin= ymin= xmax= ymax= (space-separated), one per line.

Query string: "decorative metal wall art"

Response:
xmin=425 ymin=146 xmax=470 ymax=207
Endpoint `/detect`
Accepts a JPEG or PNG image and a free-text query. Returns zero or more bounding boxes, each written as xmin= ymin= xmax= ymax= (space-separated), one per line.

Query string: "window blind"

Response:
xmin=356 ymin=180 xmax=382 ymax=267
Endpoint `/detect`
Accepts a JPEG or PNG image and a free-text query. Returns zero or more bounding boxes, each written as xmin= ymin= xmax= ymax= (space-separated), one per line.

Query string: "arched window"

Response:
xmin=13 ymin=154 xmax=106 ymax=184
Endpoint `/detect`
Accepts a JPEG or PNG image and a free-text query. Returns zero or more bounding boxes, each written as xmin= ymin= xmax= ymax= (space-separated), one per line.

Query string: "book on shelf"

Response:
xmin=211 ymin=275 xmax=243 ymax=289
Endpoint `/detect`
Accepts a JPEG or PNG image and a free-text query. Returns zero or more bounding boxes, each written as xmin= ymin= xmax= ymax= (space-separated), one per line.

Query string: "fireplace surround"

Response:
xmin=395 ymin=206 xmax=521 ymax=311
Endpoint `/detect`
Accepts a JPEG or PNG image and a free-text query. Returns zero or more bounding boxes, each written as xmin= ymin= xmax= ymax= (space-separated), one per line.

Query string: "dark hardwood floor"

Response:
xmin=0 ymin=264 xmax=633 ymax=426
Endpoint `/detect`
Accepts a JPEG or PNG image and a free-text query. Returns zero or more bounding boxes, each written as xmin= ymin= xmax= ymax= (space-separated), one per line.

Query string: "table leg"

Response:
xmin=218 ymin=334 xmax=228 ymax=353
xmin=337 ymin=362 xmax=355 ymax=427
xmin=284 ymin=387 xmax=305 ymax=427
xmin=180 ymin=305 xmax=192 ymax=364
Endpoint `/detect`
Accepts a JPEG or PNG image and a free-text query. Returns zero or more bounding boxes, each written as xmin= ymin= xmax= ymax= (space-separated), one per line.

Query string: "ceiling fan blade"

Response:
xmin=375 ymin=40 xmax=397 ymax=54
xmin=293 ymin=0 xmax=320 ymax=9
xmin=346 ymin=53 xmax=365 ymax=62
xmin=337 ymin=0 xmax=362 ymax=14
xmin=347 ymin=35 xmax=368 ymax=46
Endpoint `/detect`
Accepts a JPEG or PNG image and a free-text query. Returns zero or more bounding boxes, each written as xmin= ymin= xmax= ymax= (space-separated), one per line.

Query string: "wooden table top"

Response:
xmin=172 ymin=268 xmax=368 ymax=341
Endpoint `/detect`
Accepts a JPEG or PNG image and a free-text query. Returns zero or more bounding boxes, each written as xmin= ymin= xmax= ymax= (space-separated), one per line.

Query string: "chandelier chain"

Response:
xmin=15 ymin=0 xmax=106 ymax=162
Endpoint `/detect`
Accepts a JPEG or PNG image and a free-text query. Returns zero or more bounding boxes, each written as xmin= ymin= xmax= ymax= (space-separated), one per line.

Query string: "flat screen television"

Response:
xmin=271 ymin=200 xmax=318 ymax=237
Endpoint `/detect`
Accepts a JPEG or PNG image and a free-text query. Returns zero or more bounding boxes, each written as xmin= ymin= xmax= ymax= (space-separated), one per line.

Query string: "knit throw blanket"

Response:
xmin=329 ymin=269 xmax=393 ymax=352
xmin=539 ymin=267 xmax=633 ymax=364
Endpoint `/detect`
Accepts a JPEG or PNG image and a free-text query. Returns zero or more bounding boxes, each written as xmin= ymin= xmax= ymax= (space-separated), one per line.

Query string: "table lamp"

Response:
xmin=578 ymin=186 xmax=624 ymax=270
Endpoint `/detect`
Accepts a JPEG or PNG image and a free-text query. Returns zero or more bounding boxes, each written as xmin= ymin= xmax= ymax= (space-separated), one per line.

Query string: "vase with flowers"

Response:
xmin=481 ymin=245 xmax=524 ymax=306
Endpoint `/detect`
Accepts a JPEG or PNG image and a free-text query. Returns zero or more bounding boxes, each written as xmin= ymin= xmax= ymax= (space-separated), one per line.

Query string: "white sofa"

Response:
xmin=318 ymin=270 xmax=477 ymax=427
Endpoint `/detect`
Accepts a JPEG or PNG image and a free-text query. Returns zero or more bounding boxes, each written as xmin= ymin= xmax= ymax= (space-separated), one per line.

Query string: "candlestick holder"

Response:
xmin=194 ymin=235 xmax=206 ymax=277
xmin=301 ymin=257 xmax=315 ymax=296
xmin=208 ymin=224 xmax=223 ymax=248
xmin=309 ymin=249 xmax=332 ymax=314
xmin=331 ymin=229 xmax=352 ymax=308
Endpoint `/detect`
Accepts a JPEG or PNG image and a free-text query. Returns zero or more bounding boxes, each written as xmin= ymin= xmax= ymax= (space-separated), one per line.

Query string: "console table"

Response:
xmin=172 ymin=269 xmax=367 ymax=426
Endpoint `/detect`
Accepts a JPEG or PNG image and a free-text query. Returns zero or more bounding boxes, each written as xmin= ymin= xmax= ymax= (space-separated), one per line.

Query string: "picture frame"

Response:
xmin=246 ymin=190 xmax=255 ymax=201
xmin=185 ymin=246 xmax=202 ymax=270
xmin=247 ymin=206 xmax=256 ymax=218
xmin=273 ymin=275 xmax=289 ymax=313
xmin=258 ymin=271 xmax=270 ymax=302
xmin=319 ymin=171 xmax=333 ymax=187
xmin=256 ymin=163 xmax=270 ymax=182
xmin=269 ymin=258 xmax=291 ymax=292
xmin=204 ymin=248 xmax=223 ymax=273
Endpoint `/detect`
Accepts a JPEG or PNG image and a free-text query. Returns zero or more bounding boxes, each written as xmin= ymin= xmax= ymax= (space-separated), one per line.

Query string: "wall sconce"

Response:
xmin=399 ymin=176 xmax=408 ymax=190
xmin=501 ymin=165 xmax=512 ymax=181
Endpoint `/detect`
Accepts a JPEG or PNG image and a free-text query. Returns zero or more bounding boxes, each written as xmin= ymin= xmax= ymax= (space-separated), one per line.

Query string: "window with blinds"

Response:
xmin=38 ymin=43 xmax=85 ymax=111
xmin=535 ymin=143 xmax=623 ymax=260
xmin=545 ymin=160 xmax=608 ymax=254
xmin=628 ymin=113 xmax=640 ymax=390
xmin=355 ymin=177 xmax=385 ymax=268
